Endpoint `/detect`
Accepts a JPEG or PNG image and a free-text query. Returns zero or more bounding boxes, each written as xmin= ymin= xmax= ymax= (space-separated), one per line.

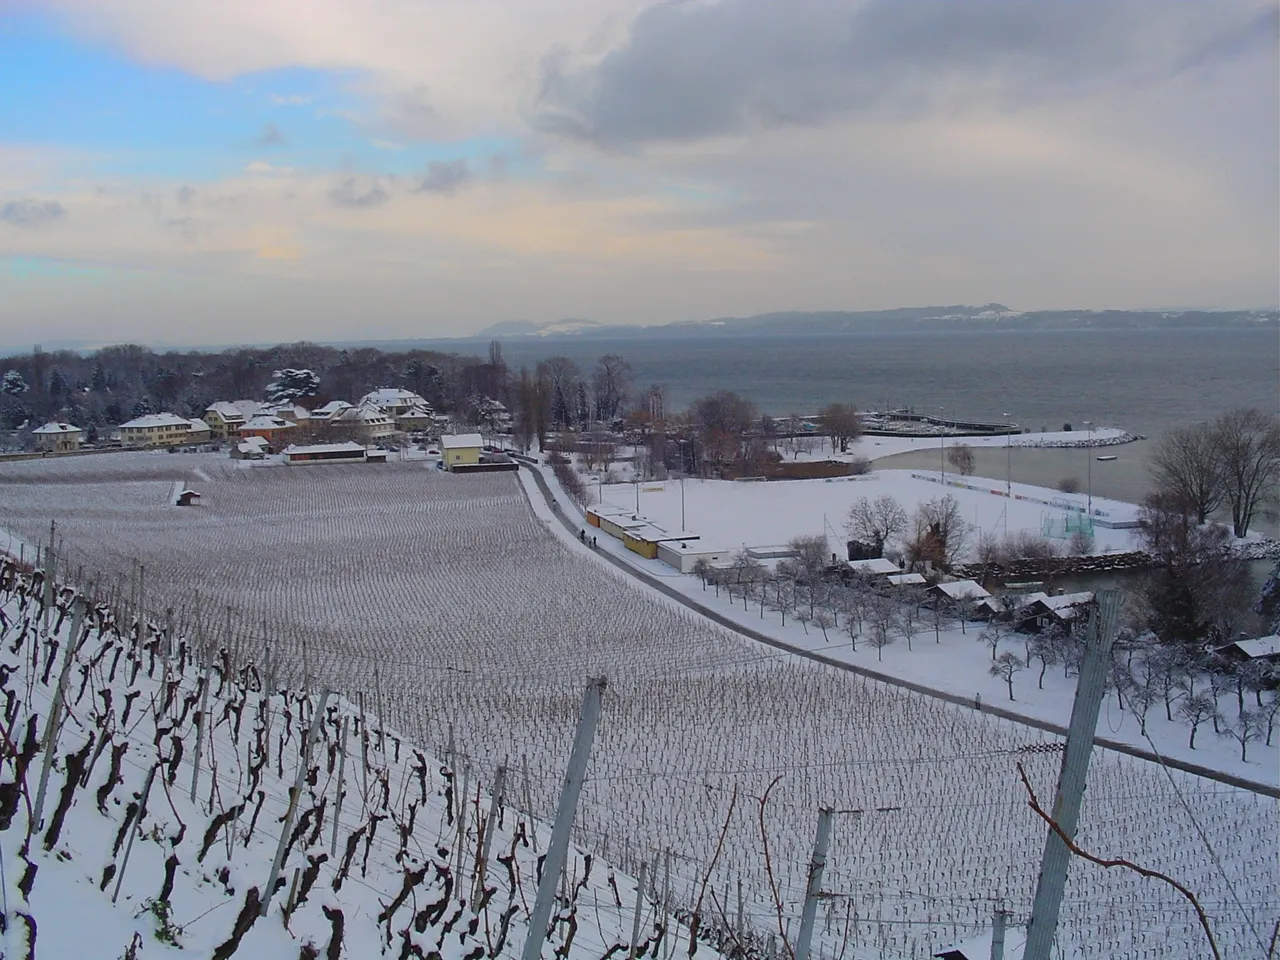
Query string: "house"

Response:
xmin=232 ymin=436 xmax=269 ymax=460
xmin=32 ymin=421 xmax=83 ymax=453
xmin=119 ymin=413 xmax=206 ymax=448
xmin=267 ymin=403 xmax=313 ymax=426
xmin=186 ymin=419 xmax=212 ymax=444
xmin=238 ymin=415 xmax=298 ymax=451
xmin=886 ymin=572 xmax=927 ymax=587
xmin=334 ymin=403 xmax=395 ymax=443
xmin=1015 ymin=591 xmax=1094 ymax=631
xmin=928 ymin=579 xmax=993 ymax=605
xmin=203 ymin=400 xmax=267 ymax=439
xmin=283 ymin=441 xmax=372 ymax=465
xmin=440 ymin=433 xmax=484 ymax=471
xmin=848 ymin=557 xmax=900 ymax=578
xmin=310 ymin=400 xmax=353 ymax=423
xmin=394 ymin=405 xmax=435 ymax=434
xmin=358 ymin=388 xmax=431 ymax=419
xmin=1213 ymin=635 xmax=1280 ymax=665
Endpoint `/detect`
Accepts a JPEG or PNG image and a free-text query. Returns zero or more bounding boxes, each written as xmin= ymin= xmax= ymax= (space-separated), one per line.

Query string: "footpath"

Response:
xmin=517 ymin=460 xmax=1278 ymax=799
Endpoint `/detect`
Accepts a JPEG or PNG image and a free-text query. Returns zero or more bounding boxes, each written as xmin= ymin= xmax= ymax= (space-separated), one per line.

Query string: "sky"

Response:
xmin=0 ymin=0 xmax=1276 ymax=348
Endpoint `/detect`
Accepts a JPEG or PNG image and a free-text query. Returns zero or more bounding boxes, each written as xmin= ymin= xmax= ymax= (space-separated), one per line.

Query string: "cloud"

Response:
xmin=415 ymin=159 xmax=469 ymax=195
xmin=535 ymin=0 xmax=1277 ymax=145
xmin=328 ymin=175 xmax=392 ymax=208
xmin=270 ymin=93 xmax=311 ymax=106
xmin=254 ymin=123 xmax=287 ymax=147
xmin=1 ymin=200 xmax=67 ymax=229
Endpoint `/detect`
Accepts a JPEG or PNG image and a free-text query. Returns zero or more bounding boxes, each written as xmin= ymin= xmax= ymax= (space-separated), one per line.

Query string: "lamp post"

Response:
xmin=1083 ymin=420 xmax=1093 ymax=516
xmin=939 ymin=406 xmax=946 ymax=483
xmin=1003 ymin=412 xmax=1012 ymax=497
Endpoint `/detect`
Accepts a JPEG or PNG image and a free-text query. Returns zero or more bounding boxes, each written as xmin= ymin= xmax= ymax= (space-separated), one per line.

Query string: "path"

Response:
xmin=517 ymin=460 xmax=1279 ymax=799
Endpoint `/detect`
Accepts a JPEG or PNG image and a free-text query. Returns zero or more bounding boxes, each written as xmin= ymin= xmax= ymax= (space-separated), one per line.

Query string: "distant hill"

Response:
xmin=474 ymin=305 xmax=1278 ymax=339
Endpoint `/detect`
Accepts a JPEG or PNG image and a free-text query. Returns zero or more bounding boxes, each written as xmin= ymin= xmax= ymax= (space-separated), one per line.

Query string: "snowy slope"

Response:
xmin=0 ymin=562 xmax=719 ymax=960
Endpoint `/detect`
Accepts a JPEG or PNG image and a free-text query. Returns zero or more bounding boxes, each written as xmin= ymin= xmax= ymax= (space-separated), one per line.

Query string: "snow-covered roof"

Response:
xmin=849 ymin=557 xmax=899 ymax=576
xmin=1018 ymin=591 xmax=1093 ymax=613
xmin=311 ymin=400 xmax=352 ymax=418
xmin=205 ymin=401 xmax=247 ymax=422
xmin=932 ymin=579 xmax=992 ymax=601
xmin=440 ymin=433 xmax=484 ymax=449
xmin=119 ymin=412 xmax=192 ymax=429
xmin=241 ymin=415 xmax=296 ymax=431
xmin=231 ymin=399 xmax=266 ymax=418
xmin=887 ymin=572 xmax=927 ymax=586
xmin=283 ymin=442 xmax=366 ymax=456
xmin=237 ymin=436 xmax=269 ymax=450
xmin=187 ymin=418 xmax=211 ymax=432
xmin=359 ymin=388 xmax=428 ymax=408
xmin=1229 ymin=636 xmax=1280 ymax=660
xmin=32 ymin=421 xmax=82 ymax=435
xmin=398 ymin=405 xmax=434 ymax=418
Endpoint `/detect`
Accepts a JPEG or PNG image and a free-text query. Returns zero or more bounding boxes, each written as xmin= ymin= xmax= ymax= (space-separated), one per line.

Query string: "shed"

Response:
xmin=746 ymin=544 xmax=799 ymax=561
xmin=232 ymin=436 xmax=269 ymax=460
xmin=169 ymin=481 xmax=201 ymax=506
xmin=886 ymin=572 xmax=927 ymax=587
xmin=849 ymin=557 xmax=900 ymax=577
xmin=657 ymin=540 xmax=731 ymax=574
xmin=283 ymin=441 xmax=368 ymax=465
xmin=1213 ymin=635 xmax=1280 ymax=665
xmin=1016 ymin=591 xmax=1093 ymax=630
xmin=928 ymin=580 xmax=992 ymax=604
xmin=623 ymin=525 xmax=700 ymax=560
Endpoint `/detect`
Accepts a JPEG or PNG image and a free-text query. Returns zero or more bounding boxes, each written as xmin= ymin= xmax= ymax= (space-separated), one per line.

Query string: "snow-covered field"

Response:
xmin=595 ymin=471 xmax=1140 ymax=559
xmin=0 ymin=451 xmax=1276 ymax=958
xmin=0 ymin=564 xmax=691 ymax=960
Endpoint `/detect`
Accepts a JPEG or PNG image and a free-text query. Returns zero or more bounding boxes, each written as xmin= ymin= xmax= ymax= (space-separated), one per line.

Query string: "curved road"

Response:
xmin=517 ymin=460 xmax=1278 ymax=800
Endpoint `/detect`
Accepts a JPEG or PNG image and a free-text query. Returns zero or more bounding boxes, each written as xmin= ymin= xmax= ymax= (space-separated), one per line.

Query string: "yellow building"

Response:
xmin=118 ymin=413 xmax=203 ymax=448
xmin=440 ymin=433 xmax=483 ymax=471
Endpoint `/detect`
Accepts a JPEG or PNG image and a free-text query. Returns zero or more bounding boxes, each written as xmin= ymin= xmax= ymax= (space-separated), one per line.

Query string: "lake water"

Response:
xmin=476 ymin=328 xmax=1278 ymax=437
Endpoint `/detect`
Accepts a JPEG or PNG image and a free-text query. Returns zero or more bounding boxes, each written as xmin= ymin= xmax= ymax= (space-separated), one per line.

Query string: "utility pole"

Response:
xmin=1083 ymin=421 xmax=1093 ymax=516
xmin=991 ymin=907 xmax=1009 ymax=960
xmin=521 ymin=677 xmax=607 ymax=960
xmin=794 ymin=806 xmax=833 ymax=960
xmin=1023 ymin=590 xmax=1119 ymax=960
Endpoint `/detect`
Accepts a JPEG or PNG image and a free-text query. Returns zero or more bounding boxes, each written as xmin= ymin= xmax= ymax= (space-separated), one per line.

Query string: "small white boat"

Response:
xmin=1095 ymin=455 xmax=1118 ymax=462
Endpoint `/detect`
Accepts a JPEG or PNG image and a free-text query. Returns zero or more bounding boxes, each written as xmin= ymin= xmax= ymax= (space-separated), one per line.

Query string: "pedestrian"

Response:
xmin=592 ymin=536 xmax=598 ymax=548
xmin=975 ymin=693 xmax=982 ymax=711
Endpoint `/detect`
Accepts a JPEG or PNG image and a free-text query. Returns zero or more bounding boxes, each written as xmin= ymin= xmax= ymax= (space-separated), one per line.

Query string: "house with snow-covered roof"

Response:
xmin=848 ymin=557 xmax=900 ymax=578
xmin=334 ymin=403 xmax=395 ymax=443
xmin=927 ymin=579 xmax=992 ymax=605
xmin=1213 ymin=635 xmax=1280 ymax=665
xmin=358 ymin=388 xmax=431 ymax=418
xmin=32 ymin=421 xmax=83 ymax=453
xmin=439 ymin=433 xmax=484 ymax=471
xmin=119 ymin=413 xmax=205 ymax=448
xmin=238 ymin=415 xmax=297 ymax=451
xmin=203 ymin=400 xmax=267 ymax=439
xmin=1014 ymin=591 xmax=1094 ymax=631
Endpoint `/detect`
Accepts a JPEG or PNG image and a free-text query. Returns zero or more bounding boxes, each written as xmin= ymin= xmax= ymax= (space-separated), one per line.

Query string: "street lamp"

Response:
xmin=1083 ymin=420 xmax=1093 ymax=516
xmin=1002 ymin=412 xmax=1012 ymax=497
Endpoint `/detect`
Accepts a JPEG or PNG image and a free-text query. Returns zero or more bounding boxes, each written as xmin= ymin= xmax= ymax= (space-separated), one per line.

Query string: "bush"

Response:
xmin=1068 ymin=528 xmax=1096 ymax=556
xmin=1056 ymin=477 xmax=1082 ymax=494
xmin=848 ymin=457 xmax=872 ymax=475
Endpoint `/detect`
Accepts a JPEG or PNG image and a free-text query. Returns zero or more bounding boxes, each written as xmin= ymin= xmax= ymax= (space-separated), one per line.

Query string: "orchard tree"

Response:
xmin=1221 ymin=708 xmax=1263 ymax=762
xmin=907 ymin=495 xmax=970 ymax=570
xmin=990 ymin=652 xmax=1024 ymax=701
xmin=1176 ymin=694 xmax=1219 ymax=750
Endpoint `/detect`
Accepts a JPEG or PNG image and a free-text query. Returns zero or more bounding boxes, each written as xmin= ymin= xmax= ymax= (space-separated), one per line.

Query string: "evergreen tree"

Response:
xmin=1 ymin=370 xmax=27 ymax=396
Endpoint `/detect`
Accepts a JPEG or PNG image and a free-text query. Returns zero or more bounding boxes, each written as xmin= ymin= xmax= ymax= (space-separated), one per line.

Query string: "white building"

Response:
xmin=358 ymin=388 xmax=431 ymax=418
xmin=119 ymin=413 xmax=205 ymax=448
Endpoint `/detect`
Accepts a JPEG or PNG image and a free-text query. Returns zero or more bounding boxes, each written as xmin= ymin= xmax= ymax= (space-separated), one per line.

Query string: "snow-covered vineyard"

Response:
xmin=1 ymin=452 xmax=1277 ymax=958
xmin=0 ymin=562 xmax=699 ymax=960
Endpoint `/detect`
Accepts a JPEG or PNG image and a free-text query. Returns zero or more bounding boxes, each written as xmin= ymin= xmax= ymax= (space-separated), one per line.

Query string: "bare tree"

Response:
xmin=927 ymin=595 xmax=952 ymax=643
xmin=977 ymin=619 xmax=1011 ymax=661
xmin=1028 ymin=632 xmax=1061 ymax=689
xmin=1211 ymin=407 xmax=1280 ymax=537
xmin=907 ymin=495 xmax=971 ymax=570
xmin=845 ymin=495 xmax=908 ymax=557
xmin=990 ymin=652 xmax=1024 ymax=701
xmin=899 ymin=600 xmax=922 ymax=652
xmin=818 ymin=402 xmax=862 ymax=453
xmin=947 ymin=443 xmax=975 ymax=476
xmin=1126 ymin=682 xmax=1158 ymax=735
xmin=1176 ymin=693 xmax=1219 ymax=750
xmin=1220 ymin=708 xmax=1263 ymax=761
xmin=1260 ymin=693 xmax=1279 ymax=747
xmin=866 ymin=594 xmax=899 ymax=661
xmin=690 ymin=391 xmax=756 ymax=474
xmin=1148 ymin=422 xmax=1225 ymax=524
xmin=788 ymin=534 xmax=830 ymax=582
xmin=812 ymin=609 xmax=834 ymax=642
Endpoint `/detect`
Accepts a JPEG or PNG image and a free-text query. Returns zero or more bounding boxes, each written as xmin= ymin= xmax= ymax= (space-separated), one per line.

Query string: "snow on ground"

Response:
xmin=0 ymin=567 xmax=718 ymax=960
xmin=536 ymin=468 xmax=1278 ymax=790
xmin=1 ymin=452 xmax=1276 ymax=958
xmin=595 ymin=470 xmax=1140 ymax=559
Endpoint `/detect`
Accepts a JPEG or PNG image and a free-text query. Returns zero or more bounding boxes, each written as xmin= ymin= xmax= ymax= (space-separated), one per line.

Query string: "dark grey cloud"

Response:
xmin=0 ymin=200 xmax=66 ymax=229
xmin=535 ymin=0 xmax=1277 ymax=146
xmin=329 ymin=176 xmax=392 ymax=209
xmin=415 ymin=159 xmax=470 ymax=195
xmin=254 ymin=123 xmax=287 ymax=147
